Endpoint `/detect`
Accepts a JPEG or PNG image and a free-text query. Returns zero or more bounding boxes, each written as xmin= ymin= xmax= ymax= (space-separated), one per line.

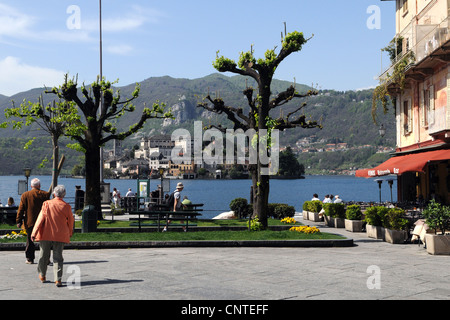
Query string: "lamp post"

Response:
xmin=387 ymin=179 xmax=394 ymax=203
xmin=24 ymin=168 xmax=31 ymax=191
xmin=99 ymin=0 xmax=104 ymax=183
xmin=375 ymin=179 xmax=383 ymax=203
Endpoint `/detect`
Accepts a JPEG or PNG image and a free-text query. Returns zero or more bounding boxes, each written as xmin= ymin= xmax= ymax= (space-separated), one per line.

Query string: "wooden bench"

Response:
xmin=0 ymin=207 xmax=18 ymax=225
xmin=129 ymin=210 xmax=202 ymax=232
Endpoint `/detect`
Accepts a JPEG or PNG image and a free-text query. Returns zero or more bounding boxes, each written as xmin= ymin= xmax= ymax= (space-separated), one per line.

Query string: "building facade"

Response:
xmin=357 ymin=0 xmax=450 ymax=204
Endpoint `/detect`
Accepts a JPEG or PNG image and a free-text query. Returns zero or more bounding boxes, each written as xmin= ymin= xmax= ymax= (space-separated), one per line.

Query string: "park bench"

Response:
xmin=129 ymin=204 xmax=203 ymax=232
xmin=0 ymin=206 xmax=18 ymax=225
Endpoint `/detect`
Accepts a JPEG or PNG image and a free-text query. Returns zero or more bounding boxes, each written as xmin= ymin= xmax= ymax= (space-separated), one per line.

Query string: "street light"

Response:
xmin=387 ymin=179 xmax=394 ymax=203
xmin=99 ymin=0 xmax=104 ymax=183
xmin=24 ymin=167 xmax=31 ymax=191
xmin=375 ymin=179 xmax=383 ymax=203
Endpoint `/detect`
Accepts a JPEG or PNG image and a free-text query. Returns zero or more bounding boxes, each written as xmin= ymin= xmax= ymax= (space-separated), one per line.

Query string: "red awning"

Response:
xmin=355 ymin=149 xmax=450 ymax=178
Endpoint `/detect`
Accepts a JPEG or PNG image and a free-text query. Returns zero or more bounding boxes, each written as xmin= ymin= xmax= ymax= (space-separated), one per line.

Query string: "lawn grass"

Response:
xmin=69 ymin=230 xmax=343 ymax=242
xmin=0 ymin=218 xmax=345 ymax=243
xmin=0 ymin=230 xmax=343 ymax=243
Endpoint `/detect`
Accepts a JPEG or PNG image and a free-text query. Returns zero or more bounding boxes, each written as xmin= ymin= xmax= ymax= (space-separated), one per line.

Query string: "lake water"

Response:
xmin=0 ymin=175 xmax=397 ymax=219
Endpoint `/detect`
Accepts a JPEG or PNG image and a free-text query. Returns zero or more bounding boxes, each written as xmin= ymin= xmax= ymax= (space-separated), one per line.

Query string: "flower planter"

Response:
xmin=366 ymin=224 xmax=384 ymax=240
xmin=384 ymin=228 xmax=407 ymax=244
xmin=323 ymin=215 xmax=334 ymax=227
xmin=308 ymin=211 xmax=321 ymax=222
xmin=345 ymin=219 xmax=364 ymax=232
xmin=425 ymin=234 xmax=450 ymax=255
xmin=302 ymin=210 xmax=309 ymax=220
xmin=334 ymin=217 xmax=345 ymax=228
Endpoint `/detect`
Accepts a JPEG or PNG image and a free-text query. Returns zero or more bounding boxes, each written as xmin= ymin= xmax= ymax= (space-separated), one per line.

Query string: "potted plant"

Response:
xmin=322 ymin=203 xmax=334 ymax=227
xmin=330 ymin=203 xmax=346 ymax=228
xmin=345 ymin=205 xmax=364 ymax=232
xmin=303 ymin=201 xmax=322 ymax=222
xmin=423 ymin=200 xmax=450 ymax=255
xmin=302 ymin=201 xmax=311 ymax=220
xmin=364 ymin=206 xmax=388 ymax=239
xmin=383 ymin=208 xmax=408 ymax=244
xmin=322 ymin=203 xmax=345 ymax=227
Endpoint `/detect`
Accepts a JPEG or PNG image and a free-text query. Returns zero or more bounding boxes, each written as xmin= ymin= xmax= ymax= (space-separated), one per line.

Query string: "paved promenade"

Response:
xmin=0 ymin=214 xmax=449 ymax=302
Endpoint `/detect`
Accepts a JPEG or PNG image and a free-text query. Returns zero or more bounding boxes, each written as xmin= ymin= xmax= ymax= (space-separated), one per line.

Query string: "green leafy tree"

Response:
xmin=47 ymin=75 xmax=172 ymax=218
xmin=278 ymin=146 xmax=304 ymax=177
xmin=198 ymin=29 xmax=322 ymax=228
xmin=1 ymin=95 xmax=78 ymax=190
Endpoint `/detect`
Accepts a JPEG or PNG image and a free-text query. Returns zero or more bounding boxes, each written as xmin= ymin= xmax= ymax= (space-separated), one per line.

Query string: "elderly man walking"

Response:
xmin=16 ymin=178 xmax=51 ymax=264
xmin=31 ymin=185 xmax=74 ymax=287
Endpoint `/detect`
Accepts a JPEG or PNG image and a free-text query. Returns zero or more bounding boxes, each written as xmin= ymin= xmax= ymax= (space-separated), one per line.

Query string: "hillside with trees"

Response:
xmin=0 ymin=73 xmax=395 ymax=176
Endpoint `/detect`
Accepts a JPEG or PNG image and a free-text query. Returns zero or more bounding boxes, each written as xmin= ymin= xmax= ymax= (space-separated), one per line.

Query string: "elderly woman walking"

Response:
xmin=31 ymin=185 xmax=74 ymax=287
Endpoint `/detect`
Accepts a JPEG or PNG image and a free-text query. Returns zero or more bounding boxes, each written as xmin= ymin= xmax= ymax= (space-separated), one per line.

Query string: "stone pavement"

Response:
xmin=0 ymin=214 xmax=449 ymax=302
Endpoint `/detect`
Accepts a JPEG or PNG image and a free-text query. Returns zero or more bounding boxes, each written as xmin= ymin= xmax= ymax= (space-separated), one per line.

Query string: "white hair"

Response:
xmin=30 ymin=178 xmax=41 ymax=188
xmin=53 ymin=185 xmax=66 ymax=198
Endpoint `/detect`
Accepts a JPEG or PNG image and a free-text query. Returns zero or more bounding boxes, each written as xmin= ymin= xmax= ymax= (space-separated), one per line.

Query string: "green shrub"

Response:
xmin=383 ymin=208 xmax=408 ymax=231
xmin=273 ymin=204 xmax=295 ymax=219
xmin=302 ymin=201 xmax=310 ymax=211
xmin=247 ymin=218 xmax=263 ymax=231
xmin=323 ymin=203 xmax=345 ymax=218
xmin=345 ymin=205 xmax=362 ymax=220
xmin=230 ymin=198 xmax=251 ymax=218
xmin=268 ymin=203 xmax=278 ymax=217
xmin=422 ymin=200 xmax=450 ymax=235
xmin=267 ymin=203 xmax=295 ymax=219
xmin=364 ymin=206 xmax=388 ymax=226
xmin=111 ymin=208 xmax=125 ymax=216
xmin=303 ymin=200 xmax=322 ymax=213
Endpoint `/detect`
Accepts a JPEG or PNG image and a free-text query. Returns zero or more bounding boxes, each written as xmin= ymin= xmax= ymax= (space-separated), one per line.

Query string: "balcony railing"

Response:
xmin=379 ymin=17 xmax=449 ymax=82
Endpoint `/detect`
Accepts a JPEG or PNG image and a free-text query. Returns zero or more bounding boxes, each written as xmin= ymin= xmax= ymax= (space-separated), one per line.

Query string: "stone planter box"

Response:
xmin=308 ymin=211 xmax=321 ymax=222
xmin=302 ymin=210 xmax=309 ymax=220
xmin=323 ymin=215 xmax=334 ymax=227
xmin=384 ymin=228 xmax=407 ymax=244
xmin=345 ymin=219 xmax=364 ymax=232
xmin=334 ymin=217 xmax=345 ymax=228
xmin=425 ymin=234 xmax=450 ymax=255
xmin=366 ymin=224 xmax=384 ymax=240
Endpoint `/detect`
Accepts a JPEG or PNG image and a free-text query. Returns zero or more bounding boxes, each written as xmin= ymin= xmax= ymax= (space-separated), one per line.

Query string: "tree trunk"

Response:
xmin=85 ymin=143 xmax=102 ymax=220
xmin=249 ymin=164 xmax=257 ymax=217
xmin=254 ymin=78 xmax=271 ymax=229
xmin=51 ymin=136 xmax=59 ymax=193
xmin=255 ymin=162 xmax=270 ymax=229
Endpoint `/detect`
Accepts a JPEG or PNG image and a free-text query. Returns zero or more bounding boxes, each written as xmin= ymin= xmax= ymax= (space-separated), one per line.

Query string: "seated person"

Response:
xmin=182 ymin=196 xmax=192 ymax=209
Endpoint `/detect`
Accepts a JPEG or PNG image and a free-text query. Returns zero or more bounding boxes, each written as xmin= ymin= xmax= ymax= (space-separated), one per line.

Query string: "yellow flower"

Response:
xmin=281 ymin=217 xmax=296 ymax=224
xmin=289 ymin=225 xmax=320 ymax=234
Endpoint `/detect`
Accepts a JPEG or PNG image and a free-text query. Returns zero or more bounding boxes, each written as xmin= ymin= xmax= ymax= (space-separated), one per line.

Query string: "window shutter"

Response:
xmin=408 ymin=99 xmax=413 ymax=133
xmin=420 ymin=89 xmax=425 ymax=127
xmin=428 ymin=85 xmax=435 ymax=125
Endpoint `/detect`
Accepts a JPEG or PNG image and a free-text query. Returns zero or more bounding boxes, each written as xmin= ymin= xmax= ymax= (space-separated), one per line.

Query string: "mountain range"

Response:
xmin=0 ymin=73 xmax=395 ymax=175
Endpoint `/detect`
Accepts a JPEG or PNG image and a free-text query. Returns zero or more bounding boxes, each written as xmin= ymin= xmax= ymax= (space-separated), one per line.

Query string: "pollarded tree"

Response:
xmin=198 ymin=30 xmax=322 ymax=228
xmin=47 ymin=75 xmax=172 ymax=218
